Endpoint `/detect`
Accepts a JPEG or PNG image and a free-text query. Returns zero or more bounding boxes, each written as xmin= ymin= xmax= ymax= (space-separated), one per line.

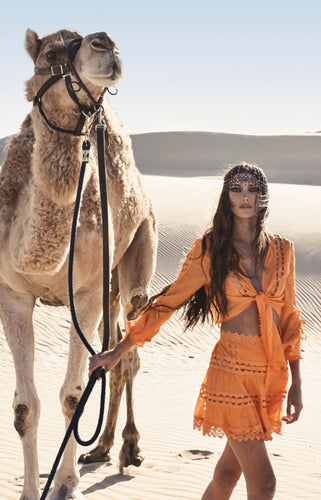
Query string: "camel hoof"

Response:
xmin=119 ymin=441 xmax=145 ymax=473
xmin=127 ymin=294 xmax=148 ymax=320
xmin=78 ymin=445 xmax=111 ymax=464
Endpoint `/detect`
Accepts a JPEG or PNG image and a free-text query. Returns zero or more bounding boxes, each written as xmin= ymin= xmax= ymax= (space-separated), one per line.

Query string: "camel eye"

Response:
xmin=46 ymin=51 xmax=57 ymax=63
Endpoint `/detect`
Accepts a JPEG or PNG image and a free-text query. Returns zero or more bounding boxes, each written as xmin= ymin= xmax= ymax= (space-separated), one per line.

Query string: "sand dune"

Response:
xmin=2 ymin=130 xmax=321 ymax=184
xmin=0 ymin=133 xmax=320 ymax=499
xmin=131 ymin=131 xmax=321 ymax=184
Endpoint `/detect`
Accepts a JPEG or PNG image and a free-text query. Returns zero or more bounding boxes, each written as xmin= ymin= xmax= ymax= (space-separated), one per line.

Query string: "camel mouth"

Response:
xmin=111 ymin=62 xmax=123 ymax=80
xmin=99 ymin=59 xmax=123 ymax=81
xmin=89 ymin=73 xmax=122 ymax=87
xmin=86 ymin=61 xmax=122 ymax=83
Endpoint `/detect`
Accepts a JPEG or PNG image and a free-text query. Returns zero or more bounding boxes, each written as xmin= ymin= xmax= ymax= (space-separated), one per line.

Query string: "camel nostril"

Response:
xmin=91 ymin=35 xmax=116 ymax=52
xmin=91 ymin=39 xmax=109 ymax=51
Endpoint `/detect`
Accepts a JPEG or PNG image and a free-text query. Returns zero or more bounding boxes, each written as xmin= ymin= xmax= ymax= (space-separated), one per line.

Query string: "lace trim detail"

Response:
xmin=283 ymin=315 xmax=306 ymax=342
xmin=282 ymin=312 xmax=306 ymax=360
xmin=269 ymin=235 xmax=285 ymax=296
xmin=199 ymin=384 xmax=286 ymax=408
xmin=286 ymin=353 xmax=302 ymax=362
xmin=295 ymin=312 xmax=307 ymax=339
xmin=229 ymin=272 xmax=249 ymax=295
xmin=209 ymin=354 xmax=267 ymax=375
xmin=193 ymin=417 xmax=282 ymax=441
xmin=220 ymin=330 xmax=262 ymax=343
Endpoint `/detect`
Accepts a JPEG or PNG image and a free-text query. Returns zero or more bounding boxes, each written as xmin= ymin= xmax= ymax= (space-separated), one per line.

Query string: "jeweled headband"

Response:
xmin=223 ymin=164 xmax=268 ymax=195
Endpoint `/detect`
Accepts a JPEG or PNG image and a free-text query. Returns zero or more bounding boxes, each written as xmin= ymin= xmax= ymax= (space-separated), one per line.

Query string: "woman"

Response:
xmin=89 ymin=163 xmax=305 ymax=500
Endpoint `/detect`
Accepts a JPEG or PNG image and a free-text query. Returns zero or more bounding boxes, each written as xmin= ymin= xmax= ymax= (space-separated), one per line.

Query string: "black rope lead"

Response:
xmin=40 ymin=372 xmax=106 ymax=500
xmin=40 ymin=138 xmax=109 ymax=499
xmin=68 ymin=141 xmax=97 ymax=355
xmin=96 ymin=122 xmax=110 ymax=352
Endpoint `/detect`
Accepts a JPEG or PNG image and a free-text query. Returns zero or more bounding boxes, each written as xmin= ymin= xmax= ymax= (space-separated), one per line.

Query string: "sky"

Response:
xmin=1 ymin=0 xmax=321 ymax=138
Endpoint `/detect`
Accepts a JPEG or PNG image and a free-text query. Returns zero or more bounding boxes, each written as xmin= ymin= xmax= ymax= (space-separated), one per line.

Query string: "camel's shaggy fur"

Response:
xmin=0 ymin=28 xmax=157 ymax=500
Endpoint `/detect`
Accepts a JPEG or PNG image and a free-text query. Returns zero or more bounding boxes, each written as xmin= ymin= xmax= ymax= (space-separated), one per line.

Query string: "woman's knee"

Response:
xmin=262 ymin=471 xmax=276 ymax=497
xmin=213 ymin=463 xmax=241 ymax=492
xmin=248 ymin=470 xmax=276 ymax=499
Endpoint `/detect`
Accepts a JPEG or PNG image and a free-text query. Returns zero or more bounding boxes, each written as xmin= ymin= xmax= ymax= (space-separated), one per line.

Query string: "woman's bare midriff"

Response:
xmin=221 ymin=302 xmax=280 ymax=337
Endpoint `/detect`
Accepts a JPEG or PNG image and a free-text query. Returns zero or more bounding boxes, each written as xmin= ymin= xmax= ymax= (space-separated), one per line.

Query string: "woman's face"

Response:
xmin=228 ymin=174 xmax=260 ymax=220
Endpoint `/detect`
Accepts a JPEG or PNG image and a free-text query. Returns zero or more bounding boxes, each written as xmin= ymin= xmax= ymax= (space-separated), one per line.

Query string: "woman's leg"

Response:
xmin=228 ymin=438 xmax=276 ymax=500
xmin=201 ymin=441 xmax=242 ymax=500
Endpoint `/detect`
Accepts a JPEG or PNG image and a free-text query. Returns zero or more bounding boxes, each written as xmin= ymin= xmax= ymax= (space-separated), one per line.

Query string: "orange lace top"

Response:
xmin=124 ymin=235 xmax=306 ymax=363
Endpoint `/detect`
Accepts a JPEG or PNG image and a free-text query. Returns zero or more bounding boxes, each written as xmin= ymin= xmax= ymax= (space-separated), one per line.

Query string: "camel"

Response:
xmin=0 ymin=28 xmax=157 ymax=500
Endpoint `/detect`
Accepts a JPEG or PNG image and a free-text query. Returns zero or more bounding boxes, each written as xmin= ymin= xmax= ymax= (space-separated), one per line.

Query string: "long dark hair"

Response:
xmin=145 ymin=163 xmax=269 ymax=329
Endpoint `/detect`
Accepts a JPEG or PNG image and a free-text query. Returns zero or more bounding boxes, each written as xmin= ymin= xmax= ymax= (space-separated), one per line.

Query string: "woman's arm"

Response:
xmin=88 ymin=335 xmax=135 ymax=377
xmin=88 ymin=238 xmax=210 ymax=376
xmin=279 ymin=243 xmax=304 ymax=424
xmin=121 ymin=238 xmax=210 ymax=347
xmin=283 ymin=358 xmax=303 ymax=424
xmin=279 ymin=242 xmax=306 ymax=361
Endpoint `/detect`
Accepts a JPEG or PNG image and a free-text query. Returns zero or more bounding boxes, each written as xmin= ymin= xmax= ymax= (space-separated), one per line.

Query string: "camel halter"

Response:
xmin=32 ymin=37 xmax=117 ymax=136
xmin=38 ymin=37 xmax=117 ymax=500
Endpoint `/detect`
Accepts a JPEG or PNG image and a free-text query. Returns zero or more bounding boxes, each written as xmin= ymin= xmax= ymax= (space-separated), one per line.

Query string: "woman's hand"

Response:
xmin=283 ymin=382 xmax=303 ymax=424
xmin=88 ymin=335 xmax=135 ymax=378
xmin=88 ymin=349 xmax=122 ymax=378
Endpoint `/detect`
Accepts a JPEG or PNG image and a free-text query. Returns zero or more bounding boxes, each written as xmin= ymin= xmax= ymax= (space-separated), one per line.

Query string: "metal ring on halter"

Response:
xmin=70 ymin=80 xmax=82 ymax=92
xmin=107 ymin=86 xmax=118 ymax=96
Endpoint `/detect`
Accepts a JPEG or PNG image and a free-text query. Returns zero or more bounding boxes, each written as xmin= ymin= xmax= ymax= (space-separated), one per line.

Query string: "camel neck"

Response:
xmin=31 ymin=110 xmax=86 ymax=206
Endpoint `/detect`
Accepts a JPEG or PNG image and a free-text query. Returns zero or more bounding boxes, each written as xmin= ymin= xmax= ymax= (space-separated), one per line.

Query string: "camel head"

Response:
xmin=25 ymin=28 xmax=123 ymax=110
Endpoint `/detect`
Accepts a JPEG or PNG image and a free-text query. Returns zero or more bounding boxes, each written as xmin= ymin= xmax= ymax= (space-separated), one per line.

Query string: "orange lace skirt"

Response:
xmin=193 ymin=331 xmax=289 ymax=441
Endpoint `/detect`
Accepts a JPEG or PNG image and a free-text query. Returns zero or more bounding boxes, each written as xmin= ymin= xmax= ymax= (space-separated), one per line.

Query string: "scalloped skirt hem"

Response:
xmin=193 ymin=416 xmax=282 ymax=442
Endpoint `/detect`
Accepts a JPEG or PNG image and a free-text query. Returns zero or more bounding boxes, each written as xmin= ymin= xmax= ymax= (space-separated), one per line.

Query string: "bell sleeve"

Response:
xmin=123 ymin=238 xmax=210 ymax=347
xmin=279 ymin=242 xmax=306 ymax=361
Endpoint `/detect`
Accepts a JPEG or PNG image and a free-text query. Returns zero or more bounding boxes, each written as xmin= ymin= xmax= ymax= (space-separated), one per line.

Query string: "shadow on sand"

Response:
xmin=79 ymin=463 xmax=134 ymax=495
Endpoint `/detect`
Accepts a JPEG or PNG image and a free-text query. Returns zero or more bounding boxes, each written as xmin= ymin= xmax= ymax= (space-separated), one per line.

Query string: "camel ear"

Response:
xmin=25 ymin=29 xmax=41 ymax=63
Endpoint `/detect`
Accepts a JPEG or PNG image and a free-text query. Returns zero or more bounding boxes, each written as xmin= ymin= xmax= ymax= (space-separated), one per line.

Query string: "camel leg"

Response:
xmin=47 ymin=291 xmax=102 ymax=500
xmin=118 ymin=344 xmax=143 ymax=473
xmin=0 ymin=287 xmax=40 ymax=500
xmin=81 ymin=331 xmax=143 ymax=471
xmin=78 ymin=321 xmax=142 ymax=470
xmin=117 ymin=216 xmax=157 ymax=471
xmin=79 ymin=217 xmax=157 ymax=468
xmin=84 ymin=217 xmax=156 ymax=469
xmin=78 ymin=268 xmax=126 ymax=464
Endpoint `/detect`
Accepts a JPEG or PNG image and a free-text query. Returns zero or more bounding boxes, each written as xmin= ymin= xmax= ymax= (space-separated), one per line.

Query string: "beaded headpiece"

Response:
xmin=223 ymin=163 xmax=268 ymax=195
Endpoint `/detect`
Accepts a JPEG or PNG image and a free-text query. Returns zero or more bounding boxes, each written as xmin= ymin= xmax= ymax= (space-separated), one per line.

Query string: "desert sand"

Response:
xmin=0 ymin=132 xmax=320 ymax=499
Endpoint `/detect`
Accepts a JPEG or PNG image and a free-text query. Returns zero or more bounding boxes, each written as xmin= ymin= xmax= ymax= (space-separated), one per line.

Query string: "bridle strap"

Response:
xmin=33 ymin=74 xmax=62 ymax=101
xmin=34 ymin=62 xmax=70 ymax=76
xmin=66 ymin=38 xmax=100 ymax=106
xmin=32 ymin=37 xmax=106 ymax=136
xmin=33 ymin=74 xmax=88 ymax=136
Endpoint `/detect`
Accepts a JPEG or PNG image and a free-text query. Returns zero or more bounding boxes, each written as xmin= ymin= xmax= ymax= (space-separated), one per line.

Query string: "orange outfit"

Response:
xmin=124 ymin=235 xmax=306 ymax=441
